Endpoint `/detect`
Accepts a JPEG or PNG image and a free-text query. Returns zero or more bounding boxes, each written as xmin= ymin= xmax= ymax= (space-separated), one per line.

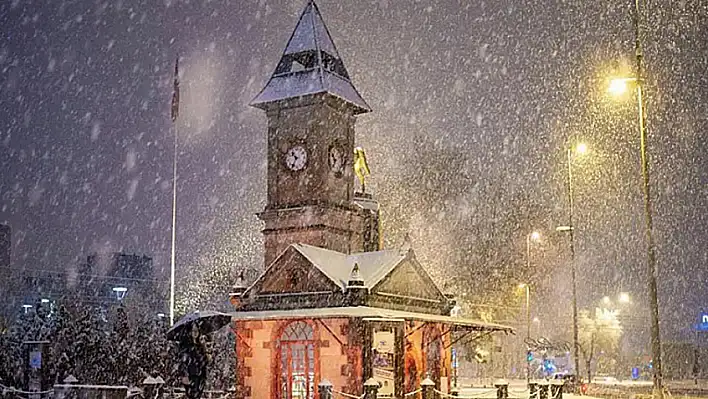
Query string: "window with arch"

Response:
xmin=277 ymin=321 xmax=316 ymax=399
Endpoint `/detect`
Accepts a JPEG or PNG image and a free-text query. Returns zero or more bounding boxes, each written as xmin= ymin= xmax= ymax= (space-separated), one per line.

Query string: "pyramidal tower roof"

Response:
xmin=250 ymin=0 xmax=370 ymax=114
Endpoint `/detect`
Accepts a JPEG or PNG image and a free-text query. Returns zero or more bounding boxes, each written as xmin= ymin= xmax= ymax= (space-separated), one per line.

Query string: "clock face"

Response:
xmin=328 ymin=145 xmax=344 ymax=176
xmin=285 ymin=145 xmax=307 ymax=171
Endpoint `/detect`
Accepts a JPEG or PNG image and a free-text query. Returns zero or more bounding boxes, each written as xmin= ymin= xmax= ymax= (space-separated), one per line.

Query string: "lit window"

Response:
xmin=278 ymin=321 xmax=316 ymax=399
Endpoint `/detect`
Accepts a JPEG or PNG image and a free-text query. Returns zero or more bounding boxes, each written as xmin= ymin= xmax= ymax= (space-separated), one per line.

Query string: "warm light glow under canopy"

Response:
xmin=530 ymin=231 xmax=541 ymax=241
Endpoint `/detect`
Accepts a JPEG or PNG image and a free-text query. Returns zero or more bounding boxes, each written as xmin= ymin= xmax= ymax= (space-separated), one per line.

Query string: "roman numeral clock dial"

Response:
xmin=285 ymin=145 xmax=307 ymax=171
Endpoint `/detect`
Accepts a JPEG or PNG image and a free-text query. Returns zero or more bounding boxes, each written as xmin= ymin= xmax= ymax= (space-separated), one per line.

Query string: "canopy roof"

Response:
xmin=230 ymin=305 xmax=514 ymax=333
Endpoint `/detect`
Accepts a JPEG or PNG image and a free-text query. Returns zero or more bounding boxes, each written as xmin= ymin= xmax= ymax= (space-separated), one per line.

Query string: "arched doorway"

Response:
xmin=276 ymin=321 xmax=317 ymax=399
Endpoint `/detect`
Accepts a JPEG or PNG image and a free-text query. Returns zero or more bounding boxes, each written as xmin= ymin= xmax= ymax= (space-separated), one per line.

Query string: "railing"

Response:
xmin=318 ymin=378 xmax=567 ymax=399
xmin=0 ymin=383 xmax=54 ymax=399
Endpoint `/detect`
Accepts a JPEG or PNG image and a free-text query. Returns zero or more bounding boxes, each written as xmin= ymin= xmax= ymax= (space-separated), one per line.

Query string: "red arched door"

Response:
xmin=277 ymin=321 xmax=316 ymax=399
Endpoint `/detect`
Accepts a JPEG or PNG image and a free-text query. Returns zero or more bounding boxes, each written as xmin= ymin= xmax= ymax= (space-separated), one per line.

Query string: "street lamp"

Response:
xmin=619 ymin=292 xmax=631 ymax=304
xmin=607 ymin=77 xmax=635 ymax=97
xmin=519 ymin=282 xmax=532 ymax=384
xmin=560 ymin=142 xmax=587 ymax=384
xmin=112 ymin=286 xmax=128 ymax=301
xmin=607 ymin=2 xmax=663 ymax=397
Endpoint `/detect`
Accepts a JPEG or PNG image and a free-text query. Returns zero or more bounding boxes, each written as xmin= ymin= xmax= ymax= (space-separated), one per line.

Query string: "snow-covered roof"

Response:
xmin=250 ymin=0 xmax=370 ymax=114
xmin=283 ymin=0 xmax=338 ymax=57
xmin=293 ymin=243 xmax=405 ymax=289
xmin=229 ymin=306 xmax=514 ymax=333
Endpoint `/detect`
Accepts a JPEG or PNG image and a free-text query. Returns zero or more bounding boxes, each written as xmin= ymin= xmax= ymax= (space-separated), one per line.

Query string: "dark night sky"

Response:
xmin=0 ymin=1 xmax=706 ymax=340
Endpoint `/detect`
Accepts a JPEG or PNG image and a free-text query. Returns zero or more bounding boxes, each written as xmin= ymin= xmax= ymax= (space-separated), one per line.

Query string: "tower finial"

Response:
xmin=348 ymin=262 xmax=364 ymax=287
xmin=400 ymin=232 xmax=411 ymax=253
xmin=232 ymin=270 xmax=246 ymax=293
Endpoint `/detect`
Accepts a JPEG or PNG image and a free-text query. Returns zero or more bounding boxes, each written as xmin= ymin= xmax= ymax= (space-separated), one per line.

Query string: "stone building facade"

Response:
xmin=229 ymin=2 xmax=513 ymax=399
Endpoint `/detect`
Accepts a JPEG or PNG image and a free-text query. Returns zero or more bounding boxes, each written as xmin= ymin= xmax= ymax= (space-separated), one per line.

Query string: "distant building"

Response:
xmin=0 ymin=223 xmax=12 ymax=319
xmin=6 ymin=252 xmax=165 ymax=318
xmin=77 ymin=252 xmax=166 ymax=311
xmin=0 ymin=224 xmax=9 ymax=271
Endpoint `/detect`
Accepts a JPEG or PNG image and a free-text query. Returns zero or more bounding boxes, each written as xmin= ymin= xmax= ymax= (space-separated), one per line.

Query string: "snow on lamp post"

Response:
xmin=606 ymin=1 xmax=663 ymax=396
xmin=519 ymin=282 xmax=533 ymax=385
xmin=557 ymin=141 xmax=587 ymax=385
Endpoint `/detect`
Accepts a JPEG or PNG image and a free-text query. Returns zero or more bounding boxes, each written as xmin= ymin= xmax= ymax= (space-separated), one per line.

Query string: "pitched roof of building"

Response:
xmin=250 ymin=0 xmax=370 ymax=114
xmin=293 ymin=243 xmax=405 ymax=290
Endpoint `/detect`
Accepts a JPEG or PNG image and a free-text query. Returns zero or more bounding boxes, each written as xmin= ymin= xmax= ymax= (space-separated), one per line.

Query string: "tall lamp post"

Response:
xmin=558 ymin=142 xmax=587 ymax=385
xmin=607 ymin=1 xmax=663 ymax=397
xmin=520 ymin=232 xmax=538 ymax=385
xmin=519 ymin=282 xmax=532 ymax=384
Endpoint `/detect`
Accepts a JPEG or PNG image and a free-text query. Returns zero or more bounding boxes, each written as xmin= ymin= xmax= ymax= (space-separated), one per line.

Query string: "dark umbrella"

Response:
xmin=166 ymin=310 xmax=232 ymax=341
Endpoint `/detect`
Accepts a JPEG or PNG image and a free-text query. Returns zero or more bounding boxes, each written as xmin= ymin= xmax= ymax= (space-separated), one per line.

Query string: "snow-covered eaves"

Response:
xmin=250 ymin=68 xmax=370 ymax=114
xmin=229 ymin=306 xmax=514 ymax=333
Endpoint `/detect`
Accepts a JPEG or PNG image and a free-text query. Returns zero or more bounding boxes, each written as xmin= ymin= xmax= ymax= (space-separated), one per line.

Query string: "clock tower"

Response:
xmin=251 ymin=0 xmax=375 ymax=267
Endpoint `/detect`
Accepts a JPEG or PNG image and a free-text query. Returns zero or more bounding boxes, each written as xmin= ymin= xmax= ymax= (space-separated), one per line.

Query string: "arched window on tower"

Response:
xmin=277 ymin=321 xmax=316 ymax=399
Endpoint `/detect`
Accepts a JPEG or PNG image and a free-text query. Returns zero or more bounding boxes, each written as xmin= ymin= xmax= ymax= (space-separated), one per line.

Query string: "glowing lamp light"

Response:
xmin=575 ymin=143 xmax=588 ymax=155
xmin=112 ymin=286 xmax=128 ymax=300
xmin=40 ymin=298 xmax=50 ymax=304
xmin=608 ymin=78 xmax=629 ymax=96
xmin=602 ymin=296 xmax=611 ymax=305
xmin=530 ymin=231 xmax=541 ymax=241
xmin=619 ymin=292 xmax=631 ymax=303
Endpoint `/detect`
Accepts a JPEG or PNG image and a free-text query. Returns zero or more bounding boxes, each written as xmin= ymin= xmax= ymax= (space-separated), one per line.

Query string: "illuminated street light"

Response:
xmin=112 ymin=286 xmax=128 ymax=301
xmin=603 ymin=296 xmax=612 ymax=305
xmin=608 ymin=77 xmax=637 ymax=96
xmin=575 ymin=142 xmax=588 ymax=155
xmin=608 ymin=1 xmax=664 ymax=396
xmin=619 ymin=292 xmax=631 ymax=304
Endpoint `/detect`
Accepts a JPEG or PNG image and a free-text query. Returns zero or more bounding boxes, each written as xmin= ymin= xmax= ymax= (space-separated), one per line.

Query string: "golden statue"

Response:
xmin=353 ymin=146 xmax=371 ymax=193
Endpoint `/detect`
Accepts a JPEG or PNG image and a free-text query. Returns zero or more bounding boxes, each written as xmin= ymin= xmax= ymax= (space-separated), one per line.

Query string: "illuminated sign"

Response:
xmin=29 ymin=351 xmax=42 ymax=369
xmin=696 ymin=313 xmax=708 ymax=332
